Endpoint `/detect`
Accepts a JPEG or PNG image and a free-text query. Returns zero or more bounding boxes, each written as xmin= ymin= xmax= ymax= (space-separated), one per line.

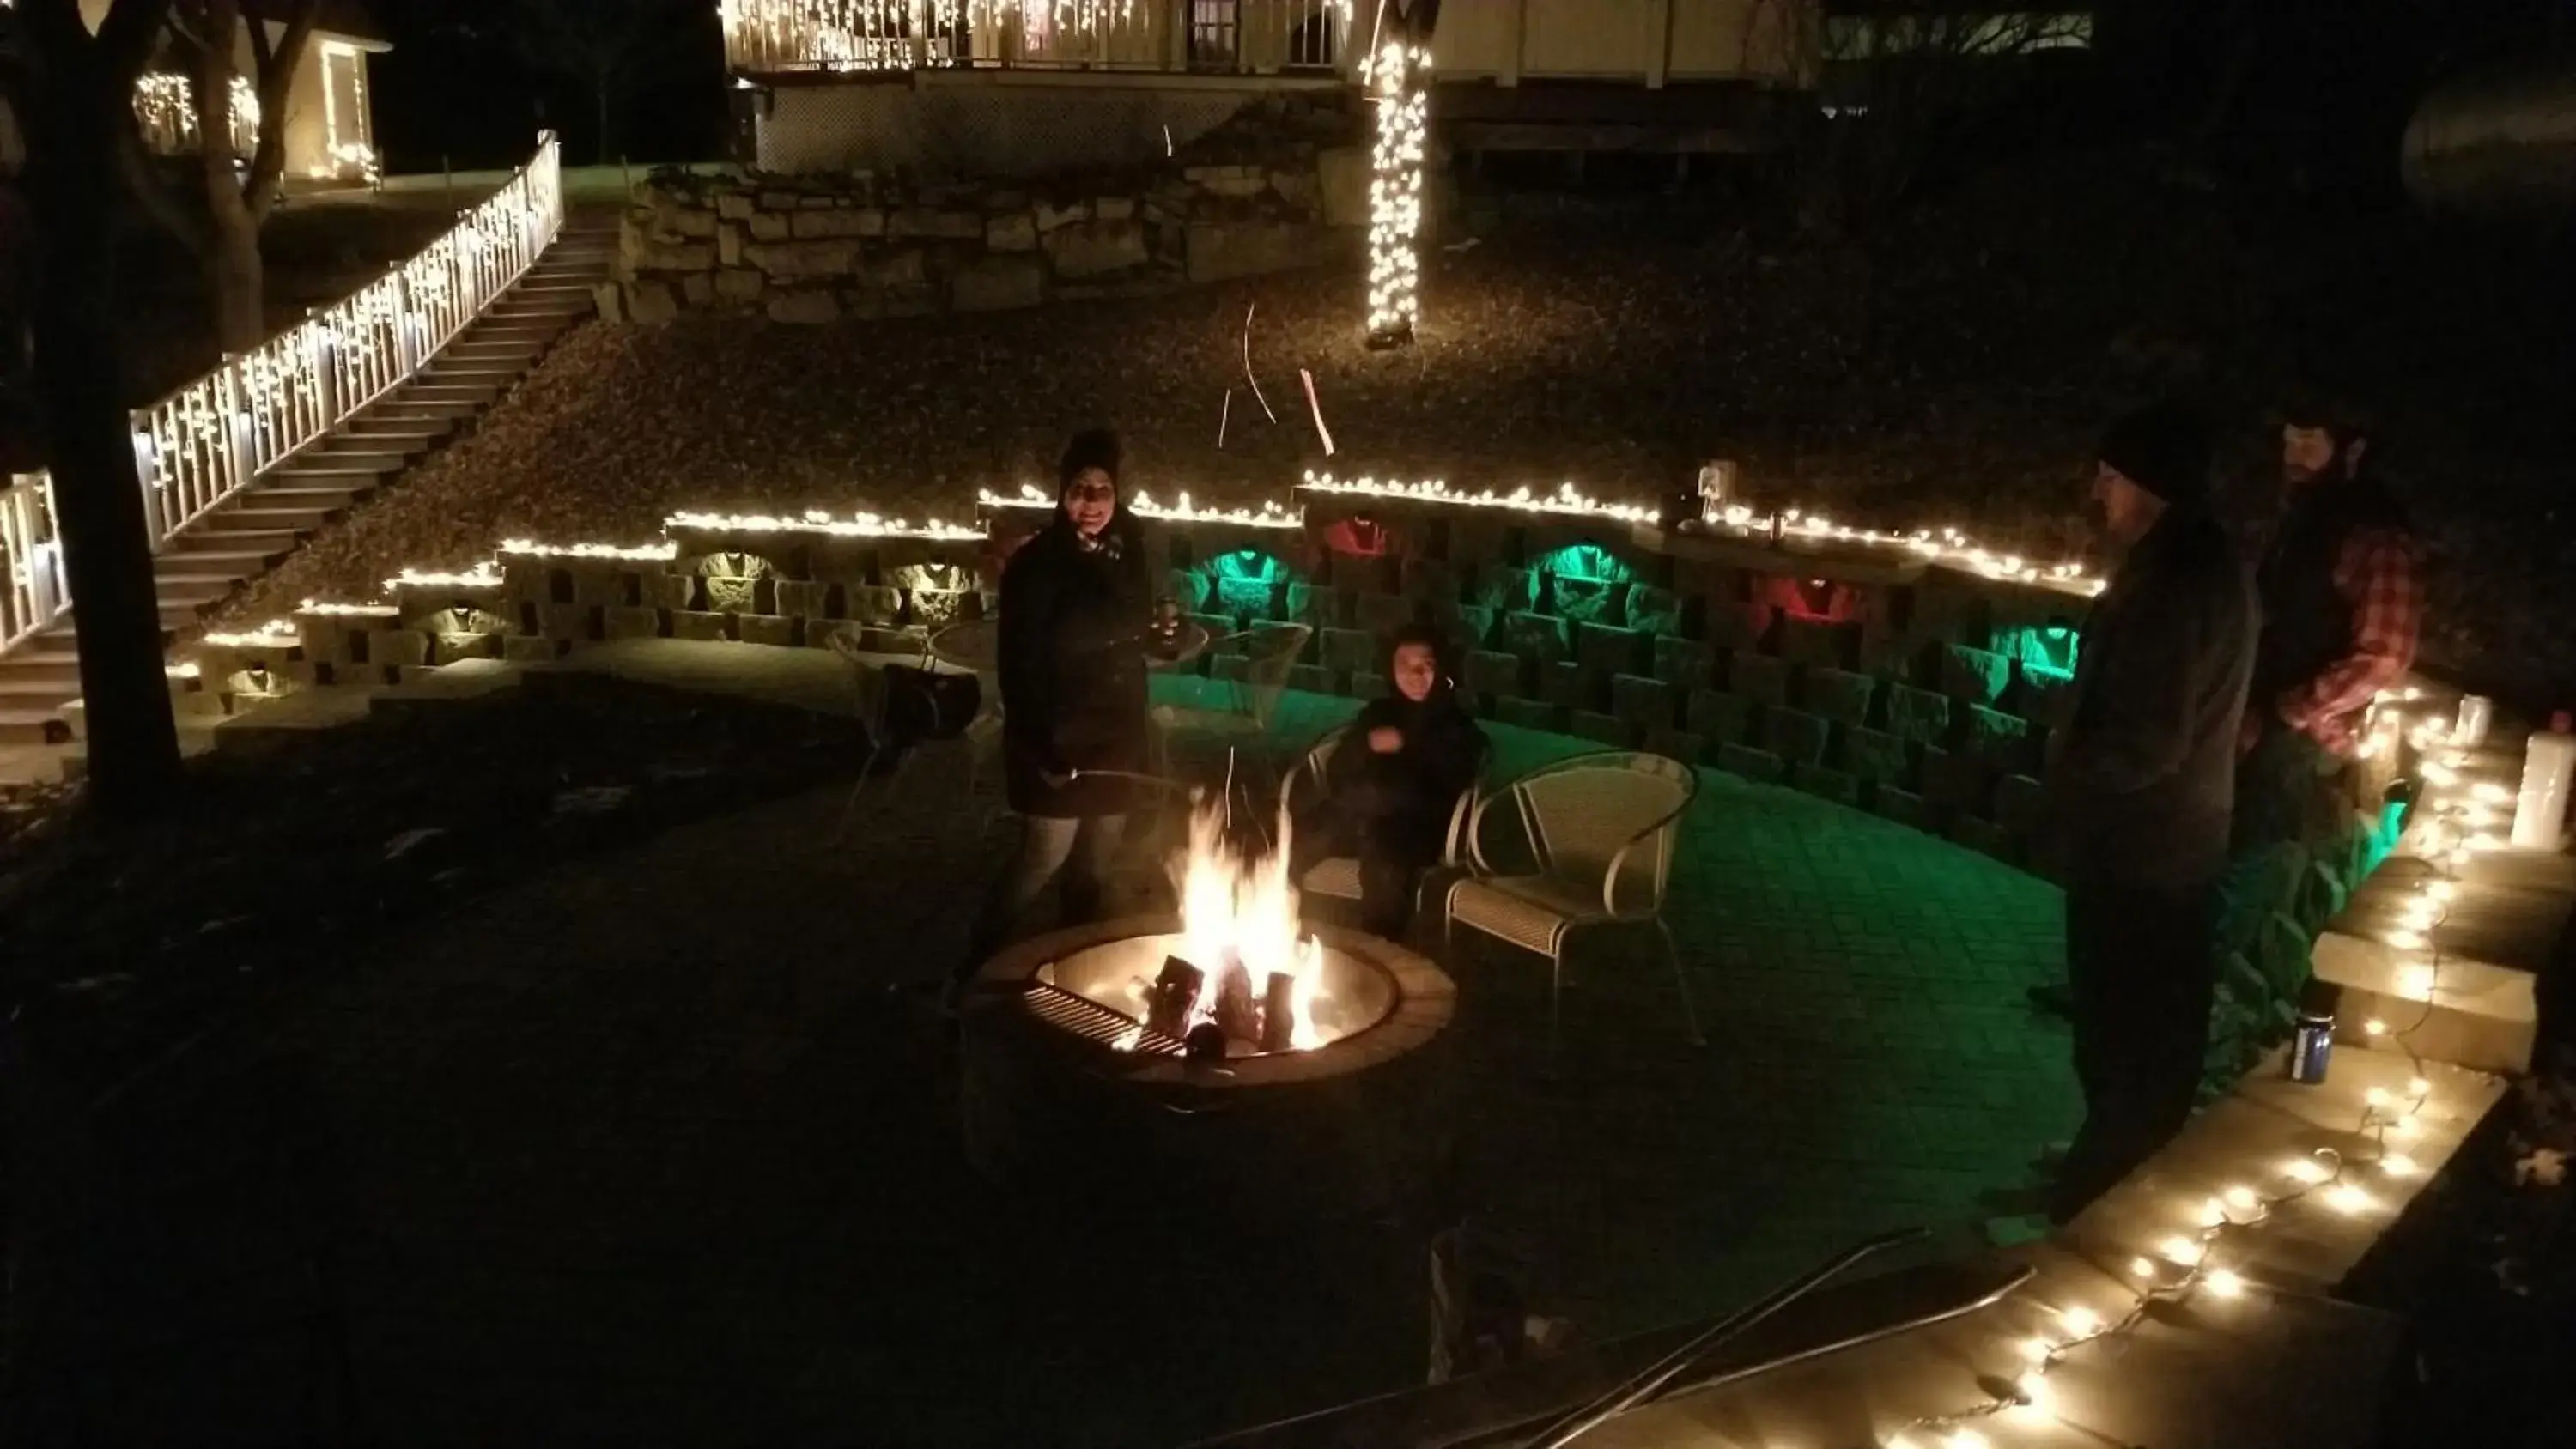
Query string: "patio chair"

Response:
xmin=828 ymin=631 xmax=899 ymax=844
xmin=1283 ymin=724 xmax=1488 ymax=926
xmin=1151 ymin=622 xmax=1313 ymax=786
xmin=921 ymin=619 xmax=1005 ymax=826
xmin=1443 ymin=750 xmax=1707 ymax=1060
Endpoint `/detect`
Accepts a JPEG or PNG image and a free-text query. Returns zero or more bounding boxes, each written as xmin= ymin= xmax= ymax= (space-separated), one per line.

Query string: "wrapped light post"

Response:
xmin=1364 ymin=1 xmax=1437 ymax=349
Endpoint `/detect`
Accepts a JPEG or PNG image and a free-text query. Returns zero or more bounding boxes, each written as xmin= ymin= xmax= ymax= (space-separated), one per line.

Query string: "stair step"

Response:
xmin=272 ymin=460 xmax=402 ymax=480
xmin=445 ymin=339 xmax=546 ymax=361
xmin=155 ymin=547 xmax=281 ymax=575
xmin=177 ymin=526 xmax=300 ymax=555
xmin=156 ymin=574 xmax=244 ymax=605
xmin=337 ymin=418 xmax=454 ymax=442
xmin=252 ymin=484 xmax=374 ymax=509
xmin=0 ymin=655 xmax=82 ymax=685
xmin=0 ymin=710 xmax=70 ymax=747
xmin=23 ymin=627 xmax=81 ymax=655
xmin=398 ymin=386 xmax=501 ymax=407
xmin=0 ymin=676 xmax=79 ymax=705
xmin=364 ymin=398 xmax=484 ymax=420
xmin=210 ymin=505 xmax=339 ymax=530
xmin=423 ymin=365 xmax=521 ymax=385
xmin=305 ymin=446 xmax=417 ymax=471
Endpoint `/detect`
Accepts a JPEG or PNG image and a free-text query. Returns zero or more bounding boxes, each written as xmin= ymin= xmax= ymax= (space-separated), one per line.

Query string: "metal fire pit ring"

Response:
xmin=958 ymin=915 xmax=1458 ymax=1215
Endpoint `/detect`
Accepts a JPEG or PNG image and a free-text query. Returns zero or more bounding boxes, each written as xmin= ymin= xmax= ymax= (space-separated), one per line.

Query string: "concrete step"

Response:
xmin=0 ymin=709 xmax=68 ymax=747
xmin=302 ymin=446 xmax=418 ymax=472
xmin=252 ymin=484 xmax=374 ymax=511
xmin=0 ymin=676 xmax=77 ymax=707
xmin=20 ymin=627 xmax=79 ymax=655
xmin=362 ymin=397 xmax=483 ymax=421
xmin=398 ymin=387 xmax=502 ymax=410
xmin=176 ymin=524 xmax=301 ymax=555
xmin=442 ymin=338 xmax=546 ymax=362
xmin=271 ymin=459 xmax=402 ymax=482
xmin=336 ymin=417 xmax=455 ymax=444
xmin=0 ymin=654 xmax=82 ymax=686
xmin=422 ymin=364 xmax=522 ymax=385
xmin=489 ymin=299 xmax=592 ymax=320
xmin=154 ymin=547 xmax=279 ymax=576
xmin=155 ymin=573 xmax=243 ymax=606
xmin=209 ymin=504 xmax=341 ymax=532
xmin=472 ymin=317 xmax=570 ymax=337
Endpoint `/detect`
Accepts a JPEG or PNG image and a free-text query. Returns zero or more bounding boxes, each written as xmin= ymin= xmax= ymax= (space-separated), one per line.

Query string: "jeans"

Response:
xmin=2051 ymin=868 xmax=2221 ymax=1222
xmin=957 ymin=813 xmax=1127 ymax=982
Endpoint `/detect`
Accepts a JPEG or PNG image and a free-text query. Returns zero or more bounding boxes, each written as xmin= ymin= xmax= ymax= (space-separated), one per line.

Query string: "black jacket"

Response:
xmin=997 ymin=512 xmax=1153 ymax=818
xmin=1325 ymin=688 xmax=1488 ymax=842
xmin=2050 ymin=505 xmax=2257 ymax=888
xmin=2252 ymin=474 xmax=2411 ymax=715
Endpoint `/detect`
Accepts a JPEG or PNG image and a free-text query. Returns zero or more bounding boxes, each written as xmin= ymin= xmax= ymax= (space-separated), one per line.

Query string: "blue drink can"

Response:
xmin=2289 ymin=1013 xmax=2335 ymax=1084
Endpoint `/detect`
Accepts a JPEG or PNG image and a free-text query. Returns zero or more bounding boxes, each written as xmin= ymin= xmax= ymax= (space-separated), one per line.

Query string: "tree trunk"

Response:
xmin=21 ymin=43 xmax=185 ymax=813
xmin=198 ymin=0 xmax=269 ymax=354
xmin=204 ymin=207 xmax=267 ymax=355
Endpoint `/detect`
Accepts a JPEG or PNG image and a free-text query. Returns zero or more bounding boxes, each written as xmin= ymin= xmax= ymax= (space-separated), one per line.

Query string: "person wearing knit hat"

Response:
xmin=2028 ymin=402 xmax=2258 ymax=1224
xmin=954 ymin=428 xmax=1156 ymax=1002
xmin=2239 ymin=385 xmax=2419 ymax=855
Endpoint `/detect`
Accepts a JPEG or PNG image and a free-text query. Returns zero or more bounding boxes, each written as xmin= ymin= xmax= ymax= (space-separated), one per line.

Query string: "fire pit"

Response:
xmin=959 ymin=802 xmax=1457 ymax=1217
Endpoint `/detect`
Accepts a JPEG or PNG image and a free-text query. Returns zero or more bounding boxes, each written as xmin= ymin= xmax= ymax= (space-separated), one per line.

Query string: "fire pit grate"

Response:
xmin=1019 ymin=980 xmax=1186 ymax=1058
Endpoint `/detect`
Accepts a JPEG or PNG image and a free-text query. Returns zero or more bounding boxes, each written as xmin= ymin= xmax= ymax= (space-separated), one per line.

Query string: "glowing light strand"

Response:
xmin=976 ymin=483 xmax=1303 ymax=530
xmin=1363 ymin=39 xmax=1428 ymax=347
xmin=1877 ymin=688 xmax=2479 ymax=1447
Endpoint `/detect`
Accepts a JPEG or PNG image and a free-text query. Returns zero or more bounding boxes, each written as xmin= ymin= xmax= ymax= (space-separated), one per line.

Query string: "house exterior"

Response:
xmin=1 ymin=0 xmax=392 ymax=184
xmin=721 ymin=0 xmax=1826 ymax=175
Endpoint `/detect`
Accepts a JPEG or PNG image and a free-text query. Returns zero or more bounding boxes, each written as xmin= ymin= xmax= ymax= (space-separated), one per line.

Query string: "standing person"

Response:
xmin=2236 ymin=394 xmax=2421 ymax=854
xmin=953 ymin=429 xmax=1154 ymax=999
xmin=2044 ymin=403 xmax=2257 ymax=1223
xmin=1291 ymin=625 xmax=1488 ymax=937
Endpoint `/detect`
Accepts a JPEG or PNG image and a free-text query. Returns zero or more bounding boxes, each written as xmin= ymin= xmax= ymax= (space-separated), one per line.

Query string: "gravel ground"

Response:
xmin=222 ymin=157 xmax=2576 ymax=706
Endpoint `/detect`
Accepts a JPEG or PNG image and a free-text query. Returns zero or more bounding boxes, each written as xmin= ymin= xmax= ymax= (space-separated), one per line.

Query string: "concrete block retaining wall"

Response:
xmin=609 ymin=142 xmax=1365 ymax=325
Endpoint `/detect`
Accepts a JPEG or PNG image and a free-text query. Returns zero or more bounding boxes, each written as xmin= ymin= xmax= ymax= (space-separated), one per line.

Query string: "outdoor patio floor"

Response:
xmin=35 ymin=680 xmax=2075 ymax=1444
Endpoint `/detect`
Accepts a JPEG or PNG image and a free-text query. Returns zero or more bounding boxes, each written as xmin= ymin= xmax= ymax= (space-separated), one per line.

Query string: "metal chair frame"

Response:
xmin=1443 ymin=749 xmax=1707 ymax=1060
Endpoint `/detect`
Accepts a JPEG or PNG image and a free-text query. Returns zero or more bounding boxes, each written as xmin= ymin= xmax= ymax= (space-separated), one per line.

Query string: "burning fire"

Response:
xmin=1145 ymin=796 xmax=1325 ymax=1056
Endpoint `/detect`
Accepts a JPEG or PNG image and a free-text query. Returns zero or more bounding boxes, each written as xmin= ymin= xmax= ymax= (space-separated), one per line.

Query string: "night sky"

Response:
xmin=362 ymin=0 xmax=732 ymax=172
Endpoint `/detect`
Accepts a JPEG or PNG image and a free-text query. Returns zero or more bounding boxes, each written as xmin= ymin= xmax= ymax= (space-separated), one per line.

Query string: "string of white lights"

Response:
xmin=1872 ymin=689 xmax=2486 ymax=1449
xmin=1296 ymin=470 xmax=2103 ymax=594
xmin=1362 ymin=37 xmax=1428 ymax=347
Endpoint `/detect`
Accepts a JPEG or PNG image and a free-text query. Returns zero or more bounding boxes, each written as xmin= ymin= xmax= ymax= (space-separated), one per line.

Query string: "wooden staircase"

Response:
xmin=0 ymin=218 xmax=617 ymax=747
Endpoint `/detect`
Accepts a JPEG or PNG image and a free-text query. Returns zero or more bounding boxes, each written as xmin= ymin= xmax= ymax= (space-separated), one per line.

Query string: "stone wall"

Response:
xmin=605 ymin=149 xmax=1367 ymax=326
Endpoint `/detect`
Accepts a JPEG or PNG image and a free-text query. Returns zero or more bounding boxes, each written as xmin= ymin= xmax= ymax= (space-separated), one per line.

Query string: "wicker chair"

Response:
xmin=1283 ymin=724 xmax=1486 ymax=921
xmin=1443 ymin=750 xmax=1706 ymax=1058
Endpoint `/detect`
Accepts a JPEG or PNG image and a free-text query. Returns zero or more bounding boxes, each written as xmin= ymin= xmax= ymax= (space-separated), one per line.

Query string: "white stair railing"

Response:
xmin=1 ymin=131 xmax=563 ymax=661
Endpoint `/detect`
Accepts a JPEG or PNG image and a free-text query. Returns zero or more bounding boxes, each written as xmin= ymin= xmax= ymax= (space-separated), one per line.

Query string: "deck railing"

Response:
xmin=0 ymin=132 xmax=562 ymax=661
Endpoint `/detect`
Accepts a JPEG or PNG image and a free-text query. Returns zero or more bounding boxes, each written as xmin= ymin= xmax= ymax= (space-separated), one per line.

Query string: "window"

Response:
xmin=1188 ymin=0 xmax=1240 ymax=70
xmin=1286 ymin=0 xmax=1340 ymax=69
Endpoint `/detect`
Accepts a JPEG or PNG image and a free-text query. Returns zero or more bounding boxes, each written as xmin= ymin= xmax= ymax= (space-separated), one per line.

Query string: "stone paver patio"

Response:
xmin=24 ymin=675 xmax=2073 ymax=1445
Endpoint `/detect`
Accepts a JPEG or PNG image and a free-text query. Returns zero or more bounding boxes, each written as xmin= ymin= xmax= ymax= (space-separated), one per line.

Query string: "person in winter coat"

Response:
xmin=956 ymin=429 xmax=1156 ymax=991
xmin=1292 ymin=624 xmax=1488 ymax=937
xmin=2042 ymin=403 xmax=2257 ymax=1223
xmin=2236 ymin=391 xmax=2421 ymax=853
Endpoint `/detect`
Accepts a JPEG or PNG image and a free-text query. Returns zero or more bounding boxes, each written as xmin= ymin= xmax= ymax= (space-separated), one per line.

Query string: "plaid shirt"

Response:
xmin=2275 ymin=524 xmax=2421 ymax=755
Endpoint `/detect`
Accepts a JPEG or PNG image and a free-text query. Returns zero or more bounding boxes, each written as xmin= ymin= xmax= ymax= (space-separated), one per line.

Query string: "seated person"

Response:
xmin=1292 ymin=625 xmax=1488 ymax=937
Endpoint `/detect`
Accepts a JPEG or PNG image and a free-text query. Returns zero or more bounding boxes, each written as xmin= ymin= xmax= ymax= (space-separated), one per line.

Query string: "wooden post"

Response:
xmin=1499 ymin=0 xmax=1525 ymax=87
xmin=1643 ymin=0 xmax=1672 ymax=89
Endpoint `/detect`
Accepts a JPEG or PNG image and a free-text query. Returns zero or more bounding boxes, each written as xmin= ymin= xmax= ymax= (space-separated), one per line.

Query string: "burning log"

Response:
xmin=1147 ymin=956 xmax=1203 ymax=1040
xmin=1211 ymin=953 xmax=1262 ymax=1047
xmin=1261 ymin=971 xmax=1300 ymax=1052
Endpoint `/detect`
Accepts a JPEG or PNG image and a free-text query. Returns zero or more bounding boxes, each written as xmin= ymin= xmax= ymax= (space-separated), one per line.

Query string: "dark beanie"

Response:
xmin=2096 ymin=403 xmax=2210 ymax=505
xmin=1059 ymin=428 xmax=1123 ymax=494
